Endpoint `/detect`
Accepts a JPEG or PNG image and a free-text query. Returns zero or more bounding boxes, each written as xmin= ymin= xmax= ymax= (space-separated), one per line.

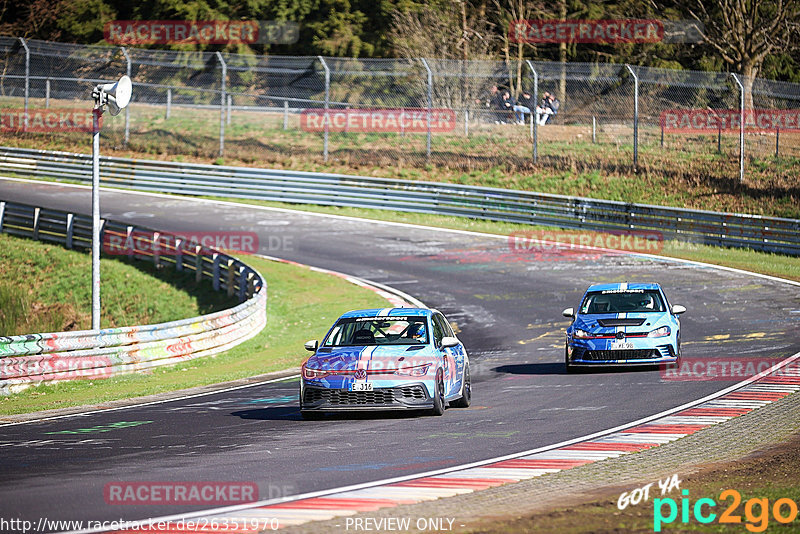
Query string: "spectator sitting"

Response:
xmin=517 ymin=90 xmax=536 ymax=124
xmin=543 ymin=92 xmax=560 ymax=124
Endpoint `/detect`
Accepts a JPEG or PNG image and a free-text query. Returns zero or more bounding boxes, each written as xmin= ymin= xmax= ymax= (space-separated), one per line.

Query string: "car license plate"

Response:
xmin=609 ymin=341 xmax=635 ymax=350
xmin=351 ymin=382 xmax=373 ymax=391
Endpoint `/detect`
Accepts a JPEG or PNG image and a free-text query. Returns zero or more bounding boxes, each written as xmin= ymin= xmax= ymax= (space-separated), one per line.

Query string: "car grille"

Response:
xmin=583 ymin=349 xmax=660 ymax=360
xmin=304 ymin=385 xmax=428 ymax=406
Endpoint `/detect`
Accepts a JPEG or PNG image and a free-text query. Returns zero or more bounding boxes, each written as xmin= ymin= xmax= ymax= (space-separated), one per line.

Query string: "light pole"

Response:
xmin=90 ymin=75 xmax=132 ymax=331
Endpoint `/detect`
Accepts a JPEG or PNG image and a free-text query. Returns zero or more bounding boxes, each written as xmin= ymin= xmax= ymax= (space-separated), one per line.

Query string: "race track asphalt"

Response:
xmin=0 ymin=179 xmax=797 ymax=530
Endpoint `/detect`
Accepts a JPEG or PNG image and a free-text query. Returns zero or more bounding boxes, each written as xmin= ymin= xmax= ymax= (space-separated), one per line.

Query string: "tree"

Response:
xmin=679 ymin=0 xmax=800 ymax=107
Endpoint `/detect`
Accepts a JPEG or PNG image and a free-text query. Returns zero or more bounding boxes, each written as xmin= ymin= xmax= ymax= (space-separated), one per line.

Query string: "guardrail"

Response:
xmin=0 ymin=199 xmax=266 ymax=395
xmin=1 ymin=145 xmax=799 ymax=255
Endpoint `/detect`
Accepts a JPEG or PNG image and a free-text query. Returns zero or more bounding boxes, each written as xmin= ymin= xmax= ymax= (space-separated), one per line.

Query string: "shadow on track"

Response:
xmin=493 ymin=363 xmax=661 ymax=375
xmin=231 ymin=407 xmax=431 ymax=422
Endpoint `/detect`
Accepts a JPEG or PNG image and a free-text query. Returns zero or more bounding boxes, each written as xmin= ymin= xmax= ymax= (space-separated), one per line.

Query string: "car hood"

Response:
xmin=305 ymin=344 xmax=436 ymax=372
xmin=573 ymin=312 xmax=671 ymax=334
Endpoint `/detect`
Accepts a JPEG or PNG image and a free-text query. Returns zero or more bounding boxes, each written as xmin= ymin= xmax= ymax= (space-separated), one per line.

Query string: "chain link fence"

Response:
xmin=1 ymin=37 xmax=799 ymax=184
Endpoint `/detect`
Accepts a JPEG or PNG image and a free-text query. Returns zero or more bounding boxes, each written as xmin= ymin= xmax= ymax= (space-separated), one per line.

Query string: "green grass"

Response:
xmin=0 ymin=233 xmax=232 ymax=335
xmin=0 ymin=255 xmax=388 ymax=415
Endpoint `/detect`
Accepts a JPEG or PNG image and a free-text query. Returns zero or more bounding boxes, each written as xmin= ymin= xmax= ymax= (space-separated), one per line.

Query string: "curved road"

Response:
xmin=0 ymin=179 xmax=798 ymax=530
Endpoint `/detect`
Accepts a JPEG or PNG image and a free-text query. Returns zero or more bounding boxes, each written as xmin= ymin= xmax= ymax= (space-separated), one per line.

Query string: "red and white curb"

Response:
xmin=98 ymin=356 xmax=800 ymax=534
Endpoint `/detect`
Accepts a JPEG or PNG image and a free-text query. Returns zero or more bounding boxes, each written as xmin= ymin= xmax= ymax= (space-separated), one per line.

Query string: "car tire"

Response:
xmin=450 ymin=362 xmax=471 ymax=408
xmin=565 ymin=343 xmax=576 ymax=374
xmin=430 ymin=370 xmax=446 ymax=416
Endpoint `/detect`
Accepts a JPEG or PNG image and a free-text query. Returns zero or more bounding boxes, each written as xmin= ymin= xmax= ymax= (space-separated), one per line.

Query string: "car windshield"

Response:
xmin=580 ymin=289 xmax=666 ymax=314
xmin=323 ymin=317 xmax=429 ymax=346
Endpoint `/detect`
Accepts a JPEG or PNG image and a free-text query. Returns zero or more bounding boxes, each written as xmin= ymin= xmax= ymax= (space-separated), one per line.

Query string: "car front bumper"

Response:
xmin=300 ymin=382 xmax=433 ymax=411
xmin=567 ymin=341 xmax=678 ymax=366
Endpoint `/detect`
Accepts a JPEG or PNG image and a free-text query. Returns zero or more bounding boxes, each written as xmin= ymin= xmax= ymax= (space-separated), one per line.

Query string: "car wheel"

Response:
xmin=565 ymin=343 xmax=576 ymax=374
xmin=430 ymin=370 xmax=445 ymax=416
xmin=450 ymin=362 xmax=471 ymax=408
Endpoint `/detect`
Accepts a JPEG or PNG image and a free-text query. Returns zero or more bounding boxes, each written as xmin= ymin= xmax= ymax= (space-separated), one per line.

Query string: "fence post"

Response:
xmin=120 ymin=47 xmax=131 ymax=147
xmin=625 ymin=64 xmax=638 ymax=169
xmin=420 ymin=58 xmax=433 ymax=160
xmin=592 ymin=116 xmax=597 ymax=144
xmin=18 ymin=38 xmax=29 ymax=131
xmin=166 ymin=88 xmax=171 ymax=119
xmin=526 ymin=60 xmax=538 ymax=164
xmin=736 ymin=74 xmax=746 ymax=181
xmin=215 ymin=51 xmax=227 ymax=158
xmin=45 ymin=79 xmax=50 ymax=109
xmin=227 ymin=94 xmax=232 ymax=125
xmin=776 ymin=127 xmax=780 ymax=158
xmin=318 ymin=56 xmax=330 ymax=163
xmin=0 ymin=201 xmax=4 ymax=234
xmin=464 ymin=109 xmax=469 ymax=137
xmin=717 ymin=127 xmax=721 ymax=153
xmin=283 ymin=100 xmax=289 ymax=130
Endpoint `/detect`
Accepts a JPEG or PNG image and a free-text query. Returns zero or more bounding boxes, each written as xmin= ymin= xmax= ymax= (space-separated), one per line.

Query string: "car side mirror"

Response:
xmin=441 ymin=337 xmax=459 ymax=349
xmin=562 ymin=307 xmax=575 ymax=318
xmin=671 ymin=305 xmax=686 ymax=315
xmin=304 ymin=340 xmax=318 ymax=352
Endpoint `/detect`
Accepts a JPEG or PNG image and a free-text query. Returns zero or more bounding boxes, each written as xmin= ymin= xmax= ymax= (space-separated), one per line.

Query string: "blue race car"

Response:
xmin=300 ymin=308 xmax=471 ymax=418
xmin=562 ymin=283 xmax=685 ymax=372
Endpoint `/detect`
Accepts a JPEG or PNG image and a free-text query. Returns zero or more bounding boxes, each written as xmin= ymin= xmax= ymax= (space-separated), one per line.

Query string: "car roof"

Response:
xmin=586 ymin=282 xmax=662 ymax=292
xmin=338 ymin=308 xmax=432 ymax=319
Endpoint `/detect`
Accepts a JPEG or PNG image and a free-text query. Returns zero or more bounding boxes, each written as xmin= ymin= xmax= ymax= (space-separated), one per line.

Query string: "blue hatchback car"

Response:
xmin=300 ymin=308 xmax=471 ymax=418
xmin=562 ymin=283 xmax=685 ymax=372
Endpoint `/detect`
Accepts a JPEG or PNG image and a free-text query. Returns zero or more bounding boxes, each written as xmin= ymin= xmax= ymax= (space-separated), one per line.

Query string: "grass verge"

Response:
xmin=0 ymin=255 xmax=388 ymax=415
xmin=469 ymin=432 xmax=800 ymax=533
xmin=0 ymin=232 xmax=233 ymax=335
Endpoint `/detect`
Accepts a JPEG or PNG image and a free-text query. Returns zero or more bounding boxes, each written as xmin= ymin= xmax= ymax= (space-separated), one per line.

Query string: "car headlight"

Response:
xmin=302 ymin=365 xmax=329 ymax=379
xmin=394 ymin=364 xmax=431 ymax=377
xmin=648 ymin=326 xmax=671 ymax=338
xmin=573 ymin=329 xmax=593 ymax=339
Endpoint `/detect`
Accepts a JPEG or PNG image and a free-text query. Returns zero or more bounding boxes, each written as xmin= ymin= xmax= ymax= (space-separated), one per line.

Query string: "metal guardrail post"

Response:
xmin=734 ymin=75 xmax=746 ymax=179
xmin=283 ymin=100 xmax=289 ymax=130
xmin=420 ymin=58 xmax=433 ymax=160
xmin=66 ymin=213 xmax=74 ymax=249
xmin=0 ymin=201 xmax=4 ymax=234
xmin=625 ymin=64 xmax=638 ymax=169
xmin=216 ymin=52 xmax=227 ymax=158
xmin=153 ymin=231 xmax=160 ymax=267
xmin=212 ymin=253 xmax=221 ymax=291
xmin=318 ymin=56 xmax=330 ymax=163
xmin=121 ymin=47 xmax=131 ymax=147
xmin=175 ymin=237 xmax=184 ymax=271
xmin=166 ymin=88 xmax=172 ymax=119
xmin=526 ymin=61 xmax=538 ymax=164
xmin=45 ymin=79 xmax=50 ymax=109
xmin=32 ymin=207 xmax=40 ymax=240
xmin=18 ymin=38 xmax=29 ymax=131
xmin=195 ymin=245 xmax=203 ymax=282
